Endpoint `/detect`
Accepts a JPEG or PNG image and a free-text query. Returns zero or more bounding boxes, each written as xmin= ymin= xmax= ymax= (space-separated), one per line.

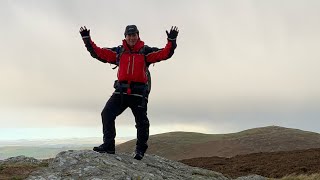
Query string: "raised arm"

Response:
xmin=80 ymin=26 xmax=117 ymax=64
xmin=146 ymin=26 xmax=179 ymax=63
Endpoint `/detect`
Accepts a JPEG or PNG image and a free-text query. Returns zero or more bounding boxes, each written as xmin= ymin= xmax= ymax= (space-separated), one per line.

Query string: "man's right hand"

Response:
xmin=80 ymin=26 xmax=90 ymax=38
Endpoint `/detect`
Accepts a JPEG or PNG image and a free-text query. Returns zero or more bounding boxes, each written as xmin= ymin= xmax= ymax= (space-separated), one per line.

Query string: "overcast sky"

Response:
xmin=1 ymin=0 xmax=320 ymax=141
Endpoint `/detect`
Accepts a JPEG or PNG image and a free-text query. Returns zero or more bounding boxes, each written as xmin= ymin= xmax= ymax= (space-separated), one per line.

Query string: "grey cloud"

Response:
xmin=1 ymin=0 xmax=320 ymax=137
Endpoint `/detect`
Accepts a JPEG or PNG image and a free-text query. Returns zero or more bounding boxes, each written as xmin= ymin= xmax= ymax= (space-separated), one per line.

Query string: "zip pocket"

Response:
xmin=127 ymin=56 xmax=131 ymax=74
xmin=132 ymin=56 xmax=135 ymax=75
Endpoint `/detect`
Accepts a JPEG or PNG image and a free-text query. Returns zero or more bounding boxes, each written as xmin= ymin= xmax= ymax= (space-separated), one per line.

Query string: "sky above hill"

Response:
xmin=1 ymin=0 xmax=320 ymax=141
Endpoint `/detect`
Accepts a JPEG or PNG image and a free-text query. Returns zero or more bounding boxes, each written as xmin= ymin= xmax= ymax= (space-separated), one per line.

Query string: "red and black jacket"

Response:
xmin=83 ymin=38 xmax=176 ymax=82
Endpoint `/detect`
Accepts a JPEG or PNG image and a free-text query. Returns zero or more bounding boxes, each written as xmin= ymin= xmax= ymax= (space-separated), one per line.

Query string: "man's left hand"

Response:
xmin=166 ymin=26 xmax=179 ymax=40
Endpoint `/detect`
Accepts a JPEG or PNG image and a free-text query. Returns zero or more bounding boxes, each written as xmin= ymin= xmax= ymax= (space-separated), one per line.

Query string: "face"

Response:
xmin=125 ymin=33 xmax=139 ymax=47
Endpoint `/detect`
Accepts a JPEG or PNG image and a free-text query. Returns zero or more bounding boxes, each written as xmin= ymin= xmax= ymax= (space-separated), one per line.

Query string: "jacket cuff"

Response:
xmin=82 ymin=36 xmax=91 ymax=44
xmin=167 ymin=37 xmax=177 ymax=41
xmin=168 ymin=38 xmax=176 ymax=44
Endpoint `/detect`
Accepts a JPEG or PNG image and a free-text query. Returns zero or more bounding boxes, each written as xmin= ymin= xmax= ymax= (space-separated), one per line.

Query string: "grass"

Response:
xmin=121 ymin=126 xmax=320 ymax=150
xmin=118 ymin=126 xmax=320 ymax=161
xmin=270 ymin=173 xmax=320 ymax=180
xmin=0 ymin=159 xmax=51 ymax=180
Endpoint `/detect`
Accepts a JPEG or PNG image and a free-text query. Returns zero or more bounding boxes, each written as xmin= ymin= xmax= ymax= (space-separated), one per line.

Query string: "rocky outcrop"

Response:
xmin=1 ymin=155 xmax=41 ymax=165
xmin=0 ymin=155 xmax=49 ymax=180
xmin=1 ymin=150 xmax=267 ymax=180
xmin=27 ymin=150 xmax=230 ymax=180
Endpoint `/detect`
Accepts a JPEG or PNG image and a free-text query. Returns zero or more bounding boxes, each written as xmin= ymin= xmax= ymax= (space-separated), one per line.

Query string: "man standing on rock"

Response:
xmin=79 ymin=25 xmax=178 ymax=160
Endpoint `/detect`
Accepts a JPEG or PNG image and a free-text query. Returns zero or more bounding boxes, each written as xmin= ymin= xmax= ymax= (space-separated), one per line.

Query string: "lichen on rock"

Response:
xmin=26 ymin=150 xmax=230 ymax=180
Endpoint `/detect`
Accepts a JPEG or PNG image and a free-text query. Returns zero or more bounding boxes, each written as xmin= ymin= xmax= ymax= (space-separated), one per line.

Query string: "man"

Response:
xmin=79 ymin=25 xmax=178 ymax=160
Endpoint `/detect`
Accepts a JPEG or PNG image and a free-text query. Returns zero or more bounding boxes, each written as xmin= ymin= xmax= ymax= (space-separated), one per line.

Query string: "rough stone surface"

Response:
xmin=26 ymin=150 xmax=230 ymax=180
xmin=1 ymin=150 xmax=266 ymax=180
xmin=0 ymin=155 xmax=41 ymax=165
xmin=233 ymin=175 xmax=267 ymax=180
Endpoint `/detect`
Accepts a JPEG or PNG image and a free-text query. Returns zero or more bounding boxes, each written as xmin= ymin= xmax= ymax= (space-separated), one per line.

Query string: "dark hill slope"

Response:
xmin=116 ymin=126 xmax=320 ymax=160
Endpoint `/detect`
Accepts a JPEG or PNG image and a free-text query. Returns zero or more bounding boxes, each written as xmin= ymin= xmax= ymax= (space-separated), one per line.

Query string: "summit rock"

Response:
xmin=27 ymin=150 xmax=230 ymax=180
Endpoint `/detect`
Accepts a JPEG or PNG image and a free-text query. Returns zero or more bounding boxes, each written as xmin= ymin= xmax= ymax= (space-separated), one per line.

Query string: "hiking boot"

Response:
xmin=133 ymin=150 xmax=144 ymax=160
xmin=93 ymin=144 xmax=115 ymax=154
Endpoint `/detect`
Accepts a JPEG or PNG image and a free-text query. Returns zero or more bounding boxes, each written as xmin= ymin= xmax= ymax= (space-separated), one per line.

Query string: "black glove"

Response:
xmin=79 ymin=26 xmax=90 ymax=38
xmin=166 ymin=26 xmax=179 ymax=41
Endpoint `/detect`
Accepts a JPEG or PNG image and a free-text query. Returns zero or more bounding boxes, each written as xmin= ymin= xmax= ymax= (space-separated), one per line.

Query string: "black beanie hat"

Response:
xmin=124 ymin=25 xmax=139 ymax=36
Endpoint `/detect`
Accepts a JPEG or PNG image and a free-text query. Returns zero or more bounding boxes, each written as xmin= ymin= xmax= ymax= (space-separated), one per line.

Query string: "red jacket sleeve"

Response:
xmin=146 ymin=40 xmax=177 ymax=63
xmin=83 ymin=37 xmax=117 ymax=64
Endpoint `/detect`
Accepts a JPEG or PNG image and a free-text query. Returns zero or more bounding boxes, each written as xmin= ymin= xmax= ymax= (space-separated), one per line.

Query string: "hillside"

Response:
xmin=116 ymin=126 xmax=320 ymax=160
xmin=180 ymin=148 xmax=320 ymax=179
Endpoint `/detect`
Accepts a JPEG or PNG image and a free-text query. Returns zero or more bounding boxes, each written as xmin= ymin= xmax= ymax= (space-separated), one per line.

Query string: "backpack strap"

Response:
xmin=138 ymin=45 xmax=151 ymax=108
xmin=112 ymin=45 xmax=124 ymax=69
xmin=138 ymin=45 xmax=152 ymax=93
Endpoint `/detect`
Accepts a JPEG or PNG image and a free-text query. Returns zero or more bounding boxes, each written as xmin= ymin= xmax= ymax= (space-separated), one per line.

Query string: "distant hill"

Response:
xmin=0 ymin=137 xmax=131 ymax=160
xmin=0 ymin=146 xmax=92 ymax=160
xmin=116 ymin=126 xmax=320 ymax=160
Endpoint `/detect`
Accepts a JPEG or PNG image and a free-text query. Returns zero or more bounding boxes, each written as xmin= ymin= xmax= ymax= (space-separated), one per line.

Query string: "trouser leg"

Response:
xmin=101 ymin=94 xmax=127 ymax=149
xmin=130 ymin=96 xmax=150 ymax=153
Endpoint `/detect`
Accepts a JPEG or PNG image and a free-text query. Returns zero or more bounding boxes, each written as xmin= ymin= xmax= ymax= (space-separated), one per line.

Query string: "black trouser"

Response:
xmin=101 ymin=93 xmax=150 ymax=153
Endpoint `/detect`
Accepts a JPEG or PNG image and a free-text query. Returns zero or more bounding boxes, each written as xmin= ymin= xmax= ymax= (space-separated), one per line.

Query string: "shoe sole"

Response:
xmin=133 ymin=154 xmax=144 ymax=160
xmin=93 ymin=149 xmax=115 ymax=154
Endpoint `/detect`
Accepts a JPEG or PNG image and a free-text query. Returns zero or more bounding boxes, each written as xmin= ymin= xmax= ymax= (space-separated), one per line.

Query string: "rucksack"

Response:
xmin=113 ymin=45 xmax=152 ymax=93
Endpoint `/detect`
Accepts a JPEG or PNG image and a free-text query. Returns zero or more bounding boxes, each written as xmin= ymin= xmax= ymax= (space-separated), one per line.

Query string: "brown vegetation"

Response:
xmin=0 ymin=159 xmax=50 ymax=180
xmin=180 ymin=148 xmax=320 ymax=179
